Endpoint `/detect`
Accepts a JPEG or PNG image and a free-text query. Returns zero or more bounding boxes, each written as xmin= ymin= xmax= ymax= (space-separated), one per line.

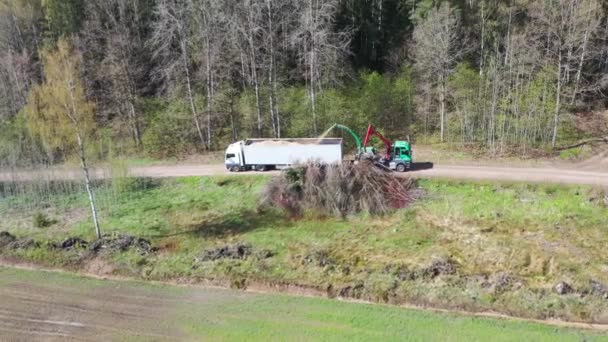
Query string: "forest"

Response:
xmin=1 ymin=0 xmax=607 ymax=167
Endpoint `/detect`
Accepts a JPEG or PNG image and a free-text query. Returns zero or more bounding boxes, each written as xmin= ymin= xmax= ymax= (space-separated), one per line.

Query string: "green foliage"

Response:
xmin=1 ymin=0 xmax=605 ymax=162
xmin=558 ymin=147 xmax=583 ymax=160
xmin=23 ymin=38 xmax=95 ymax=154
xmin=32 ymin=211 xmax=56 ymax=228
xmin=142 ymin=99 xmax=195 ymax=157
xmin=108 ymin=157 xmax=138 ymax=195
xmin=0 ymin=113 xmax=47 ymax=167
xmin=278 ymin=71 xmax=414 ymax=155
xmin=355 ymin=69 xmax=415 ymax=137
xmin=448 ymin=63 xmax=481 ymax=142
xmin=42 ymin=0 xmax=85 ymax=40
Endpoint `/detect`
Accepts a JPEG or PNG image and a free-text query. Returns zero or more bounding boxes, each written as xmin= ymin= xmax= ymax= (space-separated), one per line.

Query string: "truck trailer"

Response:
xmin=225 ymin=138 xmax=343 ymax=172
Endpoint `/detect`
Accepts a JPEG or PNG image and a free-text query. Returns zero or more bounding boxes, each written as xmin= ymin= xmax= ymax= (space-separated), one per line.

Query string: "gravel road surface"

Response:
xmin=1 ymin=162 xmax=607 ymax=186
xmin=128 ymin=163 xmax=608 ymax=186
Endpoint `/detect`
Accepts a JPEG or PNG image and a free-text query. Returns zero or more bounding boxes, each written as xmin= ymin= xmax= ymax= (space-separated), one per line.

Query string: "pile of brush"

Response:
xmin=261 ymin=161 xmax=418 ymax=217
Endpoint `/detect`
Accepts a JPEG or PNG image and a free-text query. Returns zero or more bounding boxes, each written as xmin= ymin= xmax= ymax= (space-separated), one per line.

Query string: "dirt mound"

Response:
xmin=0 ymin=232 xmax=38 ymax=250
xmin=421 ymin=257 xmax=457 ymax=278
xmin=197 ymin=243 xmax=273 ymax=262
xmin=302 ymin=249 xmax=335 ymax=268
xmin=7 ymin=238 xmax=38 ymax=250
xmin=200 ymin=243 xmax=252 ymax=261
xmin=489 ymin=272 xmax=519 ymax=293
xmin=554 ymin=281 xmax=575 ymax=295
xmin=589 ymin=280 xmax=608 ymax=299
xmin=338 ymin=282 xmax=365 ymax=298
xmin=52 ymin=237 xmax=88 ymax=250
xmin=89 ymin=234 xmax=154 ymax=255
xmin=0 ymin=231 xmax=16 ymax=248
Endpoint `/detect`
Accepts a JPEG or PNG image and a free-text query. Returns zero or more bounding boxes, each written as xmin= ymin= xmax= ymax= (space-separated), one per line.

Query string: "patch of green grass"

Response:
xmin=1 ymin=267 xmax=604 ymax=341
xmin=1 ymin=176 xmax=608 ymax=323
xmin=183 ymin=292 xmax=606 ymax=341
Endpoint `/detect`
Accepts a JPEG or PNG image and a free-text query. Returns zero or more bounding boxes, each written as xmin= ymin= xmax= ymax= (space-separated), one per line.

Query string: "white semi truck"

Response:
xmin=224 ymin=138 xmax=343 ymax=172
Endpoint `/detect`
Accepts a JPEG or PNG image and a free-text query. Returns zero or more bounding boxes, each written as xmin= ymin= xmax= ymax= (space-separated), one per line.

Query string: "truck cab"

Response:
xmin=388 ymin=141 xmax=412 ymax=172
xmin=225 ymin=141 xmax=244 ymax=172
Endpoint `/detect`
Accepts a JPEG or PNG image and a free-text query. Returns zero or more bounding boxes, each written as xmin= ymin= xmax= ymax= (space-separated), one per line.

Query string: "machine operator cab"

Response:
xmin=225 ymin=141 xmax=244 ymax=172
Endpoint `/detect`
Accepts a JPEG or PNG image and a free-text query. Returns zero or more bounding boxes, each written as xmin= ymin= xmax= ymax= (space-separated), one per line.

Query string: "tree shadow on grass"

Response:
xmin=156 ymin=209 xmax=289 ymax=239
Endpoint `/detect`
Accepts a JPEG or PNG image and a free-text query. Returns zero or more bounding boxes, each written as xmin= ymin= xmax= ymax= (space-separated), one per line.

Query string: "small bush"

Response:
xmin=588 ymin=187 xmax=608 ymax=207
xmin=262 ymin=162 xmax=419 ymax=217
xmin=33 ymin=211 xmax=56 ymax=228
xmin=558 ymin=147 xmax=583 ymax=160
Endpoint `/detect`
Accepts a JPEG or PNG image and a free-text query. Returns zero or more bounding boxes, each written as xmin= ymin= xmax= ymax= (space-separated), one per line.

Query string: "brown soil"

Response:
xmin=0 ymin=267 xmax=183 ymax=340
xmin=84 ymin=257 xmax=115 ymax=276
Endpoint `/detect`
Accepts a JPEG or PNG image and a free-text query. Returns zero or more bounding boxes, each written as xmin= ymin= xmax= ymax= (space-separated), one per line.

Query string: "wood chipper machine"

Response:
xmin=326 ymin=123 xmax=413 ymax=172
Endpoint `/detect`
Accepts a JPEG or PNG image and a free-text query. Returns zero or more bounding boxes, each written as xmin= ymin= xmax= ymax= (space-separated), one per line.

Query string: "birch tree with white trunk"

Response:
xmin=291 ymin=0 xmax=350 ymax=135
xmin=149 ymin=0 xmax=207 ymax=148
xmin=23 ymin=39 xmax=102 ymax=238
xmin=412 ymin=2 xmax=464 ymax=143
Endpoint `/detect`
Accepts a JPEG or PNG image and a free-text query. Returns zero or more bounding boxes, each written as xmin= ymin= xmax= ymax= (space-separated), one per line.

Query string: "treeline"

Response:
xmin=1 ymin=0 xmax=607 ymax=166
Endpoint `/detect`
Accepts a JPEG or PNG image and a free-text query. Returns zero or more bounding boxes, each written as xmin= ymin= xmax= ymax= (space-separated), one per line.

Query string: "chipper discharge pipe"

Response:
xmin=328 ymin=123 xmax=363 ymax=153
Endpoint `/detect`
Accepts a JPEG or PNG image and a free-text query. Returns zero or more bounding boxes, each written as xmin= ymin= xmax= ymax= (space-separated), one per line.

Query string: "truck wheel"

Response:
xmin=230 ymin=166 xmax=240 ymax=172
xmin=255 ymin=165 xmax=267 ymax=172
xmin=396 ymin=163 xmax=406 ymax=172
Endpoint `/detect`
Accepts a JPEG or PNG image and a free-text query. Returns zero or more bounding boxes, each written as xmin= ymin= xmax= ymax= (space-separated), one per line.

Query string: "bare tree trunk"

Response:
xmin=229 ymin=95 xmax=238 ymax=141
xmin=439 ymin=74 xmax=446 ymax=142
xmin=268 ymin=54 xmax=277 ymax=137
xmin=423 ymin=87 xmax=430 ymax=139
xmin=239 ymin=52 xmax=247 ymax=89
xmin=205 ymin=38 xmax=213 ymax=149
xmin=180 ymin=40 xmax=206 ymax=148
xmin=7 ymin=48 xmax=23 ymax=102
xmin=245 ymin=4 xmax=263 ymax=137
xmin=76 ymin=133 xmax=101 ymax=239
xmin=552 ymin=50 xmax=562 ymax=147
xmin=266 ymin=0 xmax=279 ymax=138
xmin=504 ymin=5 xmax=512 ymax=66
xmin=310 ymin=50 xmax=318 ymax=135
xmin=488 ymin=67 xmax=500 ymax=151
xmin=252 ymin=61 xmax=262 ymax=136
xmin=65 ymin=57 xmax=101 ymax=239
xmin=479 ymin=1 xmax=485 ymax=75
xmin=571 ymin=22 xmax=590 ymax=105
xmin=128 ymin=100 xmax=142 ymax=147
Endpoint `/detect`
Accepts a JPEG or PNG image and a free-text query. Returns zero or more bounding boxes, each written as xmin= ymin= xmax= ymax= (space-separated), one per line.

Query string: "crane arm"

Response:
xmin=363 ymin=124 xmax=392 ymax=158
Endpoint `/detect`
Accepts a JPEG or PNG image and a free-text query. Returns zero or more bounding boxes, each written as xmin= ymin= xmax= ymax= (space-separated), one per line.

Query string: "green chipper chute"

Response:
xmin=327 ymin=124 xmax=363 ymax=153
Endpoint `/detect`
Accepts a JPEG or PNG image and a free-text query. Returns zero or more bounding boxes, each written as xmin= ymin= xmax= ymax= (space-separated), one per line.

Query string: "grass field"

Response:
xmin=1 ymin=267 xmax=605 ymax=341
xmin=1 ymin=175 xmax=607 ymax=324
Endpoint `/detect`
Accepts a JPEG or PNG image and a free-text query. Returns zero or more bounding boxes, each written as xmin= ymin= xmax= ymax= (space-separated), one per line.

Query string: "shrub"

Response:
xmin=262 ymin=161 xmax=418 ymax=218
xmin=33 ymin=211 xmax=56 ymax=228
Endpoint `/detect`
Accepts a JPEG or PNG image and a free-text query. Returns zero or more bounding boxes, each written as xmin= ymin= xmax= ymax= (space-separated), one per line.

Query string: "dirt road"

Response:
xmin=127 ymin=163 xmax=608 ymax=186
xmin=1 ymin=162 xmax=607 ymax=186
